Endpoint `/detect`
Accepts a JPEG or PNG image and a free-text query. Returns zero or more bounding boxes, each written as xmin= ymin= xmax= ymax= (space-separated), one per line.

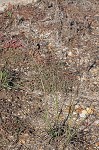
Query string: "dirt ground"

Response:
xmin=0 ymin=0 xmax=33 ymax=11
xmin=0 ymin=0 xmax=99 ymax=150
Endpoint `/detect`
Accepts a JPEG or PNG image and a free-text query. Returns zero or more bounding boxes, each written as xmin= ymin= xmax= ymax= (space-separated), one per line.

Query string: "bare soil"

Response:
xmin=0 ymin=0 xmax=99 ymax=150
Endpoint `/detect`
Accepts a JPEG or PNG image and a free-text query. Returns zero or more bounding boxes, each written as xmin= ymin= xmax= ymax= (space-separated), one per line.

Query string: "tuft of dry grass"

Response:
xmin=31 ymin=51 xmax=98 ymax=149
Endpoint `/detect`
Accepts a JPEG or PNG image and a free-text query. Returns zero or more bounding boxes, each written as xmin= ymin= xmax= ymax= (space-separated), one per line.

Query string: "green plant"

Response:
xmin=0 ymin=70 xmax=15 ymax=89
xmin=7 ymin=11 xmax=12 ymax=18
xmin=0 ymin=70 xmax=8 ymax=88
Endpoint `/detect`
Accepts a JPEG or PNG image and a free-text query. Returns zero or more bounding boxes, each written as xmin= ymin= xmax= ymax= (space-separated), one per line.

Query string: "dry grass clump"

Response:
xmin=30 ymin=51 xmax=98 ymax=149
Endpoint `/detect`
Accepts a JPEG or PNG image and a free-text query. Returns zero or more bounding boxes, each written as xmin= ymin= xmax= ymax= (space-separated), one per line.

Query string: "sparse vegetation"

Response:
xmin=0 ymin=0 xmax=99 ymax=150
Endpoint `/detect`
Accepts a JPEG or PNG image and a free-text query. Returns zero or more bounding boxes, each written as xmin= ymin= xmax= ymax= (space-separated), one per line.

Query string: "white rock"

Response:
xmin=68 ymin=51 xmax=73 ymax=57
xmin=79 ymin=110 xmax=87 ymax=118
